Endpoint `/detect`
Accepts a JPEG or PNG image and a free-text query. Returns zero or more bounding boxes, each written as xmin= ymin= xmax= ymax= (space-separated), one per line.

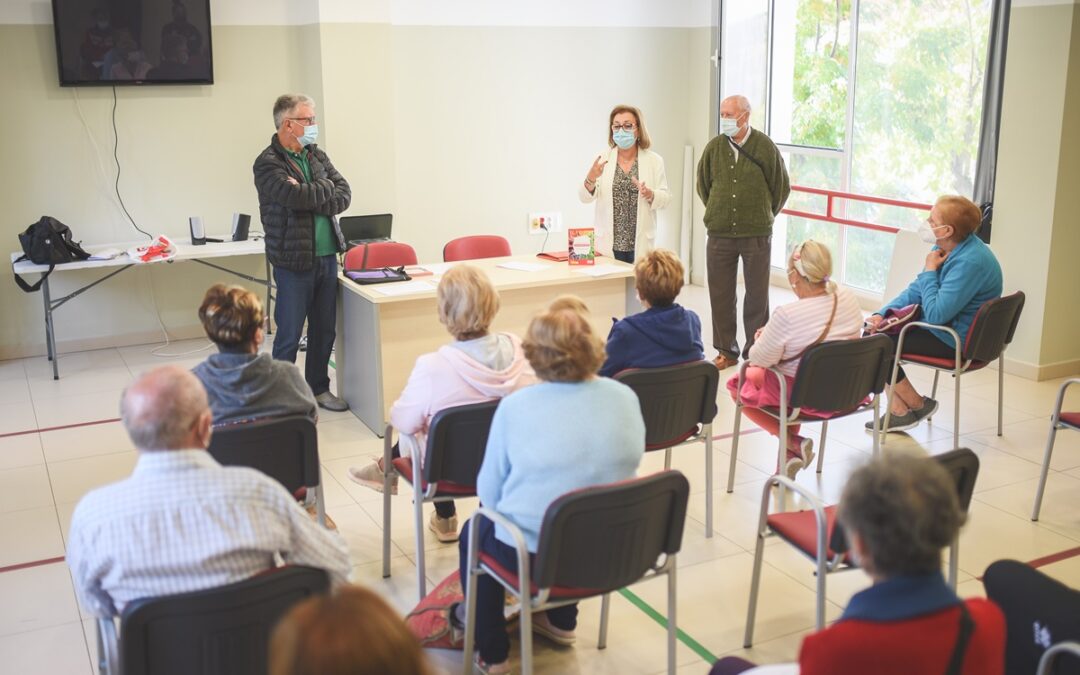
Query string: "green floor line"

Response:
xmin=328 ymin=358 xmax=335 ymax=370
xmin=617 ymin=587 xmax=717 ymax=664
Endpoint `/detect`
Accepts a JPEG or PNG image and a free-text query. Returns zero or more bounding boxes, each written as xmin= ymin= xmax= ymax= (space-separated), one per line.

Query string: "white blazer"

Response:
xmin=577 ymin=147 xmax=671 ymax=261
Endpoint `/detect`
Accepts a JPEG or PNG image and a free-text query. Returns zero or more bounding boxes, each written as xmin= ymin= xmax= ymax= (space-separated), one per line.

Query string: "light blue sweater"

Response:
xmin=476 ymin=378 xmax=646 ymax=550
xmin=879 ymin=234 xmax=1002 ymax=348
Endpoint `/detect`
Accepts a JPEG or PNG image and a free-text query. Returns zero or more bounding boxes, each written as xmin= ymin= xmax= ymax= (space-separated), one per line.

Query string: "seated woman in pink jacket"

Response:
xmin=727 ymin=240 xmax=864 ymax=478
xmin=348 ymin=264 xmax=536 ymax=543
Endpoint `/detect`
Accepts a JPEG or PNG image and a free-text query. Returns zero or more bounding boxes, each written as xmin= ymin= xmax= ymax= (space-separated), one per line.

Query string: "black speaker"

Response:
xmin=232 ymin=213 xmax=251 ymax=242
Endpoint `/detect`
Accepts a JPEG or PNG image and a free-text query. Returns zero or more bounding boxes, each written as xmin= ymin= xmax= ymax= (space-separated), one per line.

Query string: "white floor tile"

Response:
xmin=0 ymin=464 xmax=54 ymax=514
xmin=0 ymin=433 xmax=45 ymax=471
xmin=47 ymin=452 xmax=137 ymax=506
xmin=31 ymin=390 xmax=126 ymax=430
xmin=0 ymin=621 xmax=91 ymax=675
xmin=0 ymin=506 xmax=64 ymax=568
xmin=39 ymin=421 xmax=133 ymax=464
xmin=0 ymin=563 xmax=81 ymax=636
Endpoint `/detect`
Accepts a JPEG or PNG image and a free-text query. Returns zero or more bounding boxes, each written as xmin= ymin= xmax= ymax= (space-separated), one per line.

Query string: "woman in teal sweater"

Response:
xmin=866 ymin=195 xmax=1002 ymax=433
xmin=453 ymin=300 xmax=646 ymax=674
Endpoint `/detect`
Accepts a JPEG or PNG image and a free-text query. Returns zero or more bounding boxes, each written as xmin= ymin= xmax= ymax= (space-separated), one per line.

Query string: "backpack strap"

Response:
xmin=12 ymin=257 xmax=54 ymax=293
xmin=944 ymin=602 xmax=975 ymax=675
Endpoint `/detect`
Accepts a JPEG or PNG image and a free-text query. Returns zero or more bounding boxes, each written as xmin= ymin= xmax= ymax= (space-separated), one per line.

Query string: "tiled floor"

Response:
xmin=1 ymin=283 xmax=1078 ymax=674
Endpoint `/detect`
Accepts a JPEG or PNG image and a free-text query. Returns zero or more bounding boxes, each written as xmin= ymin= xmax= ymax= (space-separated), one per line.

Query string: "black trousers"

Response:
xmin=390 ymin=442 xmax=455 ymax=518
xmin=883 ymin=326 xmax=956 ymax=382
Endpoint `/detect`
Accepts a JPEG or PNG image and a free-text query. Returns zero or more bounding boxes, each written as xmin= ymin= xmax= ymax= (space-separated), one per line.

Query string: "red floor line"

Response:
xmin=1026 ymin=546 xmax=1080 ymax=570
xmin=712 ymin=427 xmax=764 ymax=442
xmin=0 ymin=417 xmax=122 ymax=439
xmin=0 ymin=555 xmax=66 ymax=574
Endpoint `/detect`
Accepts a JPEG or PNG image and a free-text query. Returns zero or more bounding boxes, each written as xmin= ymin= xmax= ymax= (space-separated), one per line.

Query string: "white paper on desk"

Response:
xmin=497 ymin=261 xmax=549 ymax=272
xmin=369 ymin=280 xmax=437 ymax=296
xmin=88 ymin=248 xmax=124 ymax=261
xmin=576 ymin=264 xmax=625 ymax=277
xmin=419 ymin=262 xmax=455 ymax=275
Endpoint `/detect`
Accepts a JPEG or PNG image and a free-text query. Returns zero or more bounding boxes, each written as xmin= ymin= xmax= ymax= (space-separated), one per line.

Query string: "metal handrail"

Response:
xmin=782 ymin=184 xmax=933 ymax=234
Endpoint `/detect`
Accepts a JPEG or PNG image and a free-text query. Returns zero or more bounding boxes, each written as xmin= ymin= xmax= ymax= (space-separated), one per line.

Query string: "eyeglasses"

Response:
xmin=288 ymin=116 xmax=316 ymax=126
xmin=611 ymin=123 xmax=637 ymax=133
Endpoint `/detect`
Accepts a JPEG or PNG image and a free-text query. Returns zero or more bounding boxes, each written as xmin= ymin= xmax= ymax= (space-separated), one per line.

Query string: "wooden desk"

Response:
xmin=334 ymin=255 xmax=637 ymax=434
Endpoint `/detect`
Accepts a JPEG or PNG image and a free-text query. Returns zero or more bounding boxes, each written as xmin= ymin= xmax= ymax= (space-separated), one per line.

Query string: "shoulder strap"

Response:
xmin=778 ymin=293 xmax=838 ymax=365
xmin=944 ymin=602 xmax=975 ymax=675
xmin=727 ymin=136 xmax=774 ymax=195
xmin=12 ymin=259 xmax=53 ymax=293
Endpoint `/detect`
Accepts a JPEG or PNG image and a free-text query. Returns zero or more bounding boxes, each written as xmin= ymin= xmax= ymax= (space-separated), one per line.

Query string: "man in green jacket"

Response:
xmin=697 ymin=95 xmax=790 ymax=370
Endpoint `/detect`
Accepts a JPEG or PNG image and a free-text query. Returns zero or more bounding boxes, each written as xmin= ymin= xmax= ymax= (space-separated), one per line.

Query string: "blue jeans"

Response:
xmin=459 ymin=517 xmax=578 ymax=664
xmin=271 ymin=255 xmax=338 ymax=396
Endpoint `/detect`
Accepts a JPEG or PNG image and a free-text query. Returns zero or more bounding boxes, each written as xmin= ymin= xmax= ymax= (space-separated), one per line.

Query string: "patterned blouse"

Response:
xmin=612 ymin=159 xmax=639 ymax=253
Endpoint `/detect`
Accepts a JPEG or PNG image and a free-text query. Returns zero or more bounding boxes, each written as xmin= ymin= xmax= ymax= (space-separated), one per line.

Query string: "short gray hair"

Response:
xmin=837 ymin=454 xmax=965 ymax=578
xmin=120 ymin=366 xmax=209 ymax=451
xmin=722 ymin=94 xmax=752 ymax=114
xmin=273 ymin=93 xmax=315 ymax=130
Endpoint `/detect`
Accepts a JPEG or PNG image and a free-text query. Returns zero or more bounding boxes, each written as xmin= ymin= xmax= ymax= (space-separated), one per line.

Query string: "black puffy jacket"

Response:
xmin=252 ymin=135 xmax=351 ymax=272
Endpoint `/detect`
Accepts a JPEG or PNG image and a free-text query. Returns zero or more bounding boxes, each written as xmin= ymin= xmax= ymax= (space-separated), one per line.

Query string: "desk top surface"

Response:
xmin=339 ymin=254 xmax=634 ymax=303
xmin=11 ymin=237 xmax=266 ymax=274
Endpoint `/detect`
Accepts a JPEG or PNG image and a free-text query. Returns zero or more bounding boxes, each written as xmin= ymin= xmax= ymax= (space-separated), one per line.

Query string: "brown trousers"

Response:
xmin=706 ymin=235 xmax=772 ymax=360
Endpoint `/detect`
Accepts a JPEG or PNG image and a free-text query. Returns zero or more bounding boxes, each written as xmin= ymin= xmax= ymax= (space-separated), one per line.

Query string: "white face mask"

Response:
xmin=918 ymin=221 xmax=948 ymax=244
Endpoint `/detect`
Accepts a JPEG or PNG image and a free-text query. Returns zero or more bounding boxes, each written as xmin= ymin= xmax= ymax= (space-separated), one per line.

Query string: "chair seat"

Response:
xmin=479 ymin=552 xmax=604 ymax=601
xmin=391 ymin=458 xmax=476 ymax=496
xmin=767 ymin=505 xmax=852 ymax=564
xmin=1060 ymin=412 xmax=1080 ymax=430
xmin=757 ymin=405 xmax=866 ymax=424
xmin=901 ymin=353 xmax=989 ymax=371
xmin=645 ymin=426 xmax=700 ymax=451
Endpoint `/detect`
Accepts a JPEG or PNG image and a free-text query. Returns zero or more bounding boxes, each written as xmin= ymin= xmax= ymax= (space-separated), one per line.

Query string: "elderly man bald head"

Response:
xmin=120 ymin=365 xmax=212 ymax=452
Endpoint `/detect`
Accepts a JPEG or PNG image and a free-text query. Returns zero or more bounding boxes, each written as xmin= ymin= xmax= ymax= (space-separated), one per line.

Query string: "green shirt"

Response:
xmin=284 ymin=148 xmax=338 ymax=257
xmin=696 ymin=129 xmax=792 ymax=238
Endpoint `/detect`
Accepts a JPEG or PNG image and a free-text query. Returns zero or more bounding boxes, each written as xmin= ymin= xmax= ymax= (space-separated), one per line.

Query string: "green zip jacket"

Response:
xmin=696 ymin=129 xmax=791 ymax=238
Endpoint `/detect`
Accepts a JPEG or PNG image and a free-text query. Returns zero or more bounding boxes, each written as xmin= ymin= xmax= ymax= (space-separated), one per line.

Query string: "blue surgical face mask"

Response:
xmin=612 ymin=129 xmax=636 ymax=150
xmin=297 ymin=123 xmax=319 ymax=147
xmin=720 ymin=117 xmax=742 ymax=137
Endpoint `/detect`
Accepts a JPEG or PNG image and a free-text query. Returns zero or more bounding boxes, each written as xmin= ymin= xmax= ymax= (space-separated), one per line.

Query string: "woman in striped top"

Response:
xmin=726 ymin=240 xmax=864 ymax=478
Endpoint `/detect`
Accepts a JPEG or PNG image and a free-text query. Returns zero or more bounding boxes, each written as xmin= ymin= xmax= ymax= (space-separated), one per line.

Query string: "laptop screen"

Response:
xmin=339 ymin=213 xmax=393 ymax=245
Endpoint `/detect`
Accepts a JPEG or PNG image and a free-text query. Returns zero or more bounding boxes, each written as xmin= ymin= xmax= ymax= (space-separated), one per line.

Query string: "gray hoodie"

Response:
xmin=192 ymin=351 xmax=317 ymax=426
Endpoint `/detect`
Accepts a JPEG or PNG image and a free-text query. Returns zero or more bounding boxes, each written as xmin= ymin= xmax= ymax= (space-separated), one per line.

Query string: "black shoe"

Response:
xmin=866 ymin=409 xmax=921 ymax=433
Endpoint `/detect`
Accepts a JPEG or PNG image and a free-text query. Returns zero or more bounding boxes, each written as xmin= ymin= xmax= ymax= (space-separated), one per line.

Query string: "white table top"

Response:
xmin=11 ymin=237 xmax=267 ymax=274
xmin=339 ymin=254 xmax=634 ymax=303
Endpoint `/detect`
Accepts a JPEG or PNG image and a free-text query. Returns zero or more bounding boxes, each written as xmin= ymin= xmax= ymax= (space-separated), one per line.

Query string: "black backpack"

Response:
xmin=13 ymin=216 xmax=91 ymax=292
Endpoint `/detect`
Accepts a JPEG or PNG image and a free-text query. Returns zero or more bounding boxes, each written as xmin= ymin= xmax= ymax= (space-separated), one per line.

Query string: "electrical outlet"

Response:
xmin=528 ymin=212 xmax=563 ymax=235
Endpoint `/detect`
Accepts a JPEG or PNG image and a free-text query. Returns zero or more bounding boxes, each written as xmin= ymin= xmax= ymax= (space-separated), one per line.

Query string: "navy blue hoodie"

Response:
xmin=599 ymin=304 xmax=705 ymax=377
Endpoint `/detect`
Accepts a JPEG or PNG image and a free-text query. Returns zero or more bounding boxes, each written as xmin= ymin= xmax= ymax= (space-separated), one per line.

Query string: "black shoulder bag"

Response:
xmin=12 ymin=216 xmax=91 ymax=293
xmin=727 ymin=137 xmax=775 ymax=197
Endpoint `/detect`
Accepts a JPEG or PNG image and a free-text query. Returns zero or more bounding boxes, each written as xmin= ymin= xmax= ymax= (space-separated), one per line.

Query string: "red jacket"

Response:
xmin=799 ymin=598 xmax=1005 ymax=675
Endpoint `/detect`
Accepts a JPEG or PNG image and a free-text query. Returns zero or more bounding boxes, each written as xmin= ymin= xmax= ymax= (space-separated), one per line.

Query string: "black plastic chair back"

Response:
xmin=615 ymin=361 xmax=719 ymax=448
xmin=963 ymin=291 xmax=1025 ymax=363
xmin=789 ymin=335 xmax=893 ymax=411
xmin=826 ymin=447 xmax=980 ymax=556
xmin=118 ymin=566 xmax=329 ymax=675
xmin=533 ymin=471 xmax=690 ymax=591
xmin=207 ymin=415 xmax=318 ymax=494
xmin=422 ymin=400 xmax=499 ymax=486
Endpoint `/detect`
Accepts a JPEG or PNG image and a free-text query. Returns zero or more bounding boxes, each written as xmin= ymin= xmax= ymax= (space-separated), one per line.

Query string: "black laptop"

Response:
xmin=339 ymin=213 xmax=393 ymax=248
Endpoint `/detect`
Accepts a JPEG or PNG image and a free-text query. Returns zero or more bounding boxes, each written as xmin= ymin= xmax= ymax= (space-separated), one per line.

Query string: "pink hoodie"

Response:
xmin=389 ymin=333 xmax=537 ymax=440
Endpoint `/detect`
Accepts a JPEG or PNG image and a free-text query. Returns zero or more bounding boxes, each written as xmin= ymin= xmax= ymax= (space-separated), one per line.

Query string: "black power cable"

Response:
xmin=112 ymin=86 xmax=152 ymax=240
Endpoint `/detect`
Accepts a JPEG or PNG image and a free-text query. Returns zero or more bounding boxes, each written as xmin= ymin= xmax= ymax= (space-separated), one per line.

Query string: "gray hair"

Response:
xmin=837 ymin=454 xmax=965 ymax=578
xmin=273 ymin=93 xmax=315 ymax=130
xmin=722 ymin=94 xmax=752 ymax=114
xmin=120 ymin=366 xmax=209 ymax=451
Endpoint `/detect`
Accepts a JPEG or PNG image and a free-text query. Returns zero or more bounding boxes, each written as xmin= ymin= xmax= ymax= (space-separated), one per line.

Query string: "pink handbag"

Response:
xmin=871 ymin=304 xmax=921 ymax=335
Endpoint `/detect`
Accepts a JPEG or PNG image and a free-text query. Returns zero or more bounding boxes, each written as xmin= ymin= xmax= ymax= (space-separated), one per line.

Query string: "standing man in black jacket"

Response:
xmin=253 ymin=94 xmax=351 ymax=411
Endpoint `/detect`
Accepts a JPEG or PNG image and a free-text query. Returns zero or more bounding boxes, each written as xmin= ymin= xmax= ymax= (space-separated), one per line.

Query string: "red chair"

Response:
xmin=1032 ymin=377 xmax=1080 ymax=521
xmin=885 ymin=291 xmax=1025 ymax=449
xmin=343 ymin=241 xmax=417 ymax=270
xmin=442 ymin=235 xmax=511 ymax=262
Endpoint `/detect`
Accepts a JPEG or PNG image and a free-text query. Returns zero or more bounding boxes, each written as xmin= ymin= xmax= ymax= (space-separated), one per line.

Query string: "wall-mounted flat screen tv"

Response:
xmin=52 ymin=0 xmax=213 ymax=86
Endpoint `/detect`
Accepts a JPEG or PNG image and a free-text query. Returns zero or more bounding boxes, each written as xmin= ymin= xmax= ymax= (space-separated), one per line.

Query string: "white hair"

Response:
xmin=120 ymin=366 xmax=208 ymax=451
xmin=273 ymin=93 xmax=315 ymax=130
xmin=722 ymin=94 xmax=752 ymax=114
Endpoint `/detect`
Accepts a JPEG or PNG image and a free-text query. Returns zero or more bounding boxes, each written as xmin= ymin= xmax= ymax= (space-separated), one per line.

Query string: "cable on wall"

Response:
xmin=111 ymin=86 xmax=152 ymax=241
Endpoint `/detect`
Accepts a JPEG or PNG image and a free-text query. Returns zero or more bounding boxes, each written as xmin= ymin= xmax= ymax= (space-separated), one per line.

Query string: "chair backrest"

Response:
xmin=208 ymin=415 xmax=319 ymax=493
xmin=119 ymin=565 xmax=329 ymax=675
xmin=533 ymin=471 xmax=690 ymax=591
xmin=442 ymin=235 xmax=512 ymax=262
xmin=827 ymin=447 xmax=980 ymax=554
xmin=963 ymin=291 xmax=1025 ymax=362
xmin=614 ymin=361 xmax=719 ymax=449
xmin=422 ymin=400 xmax=500 ymax=486
xmin=343 ymin=241 xmax=418 ymax=270
xmin=790 ymin=335 xmax=894 ymax=411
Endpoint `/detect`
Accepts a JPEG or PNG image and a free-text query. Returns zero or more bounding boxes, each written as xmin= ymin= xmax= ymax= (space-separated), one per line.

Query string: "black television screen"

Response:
xmin=52 ymin=0 xmax=213 ymax=86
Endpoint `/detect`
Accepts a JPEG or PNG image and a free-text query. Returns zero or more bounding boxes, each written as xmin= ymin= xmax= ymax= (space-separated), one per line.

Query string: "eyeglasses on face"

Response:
xmin=288 ymin=117 xmax=316 ymax=126
xmin=611 ymin=123 xmax=637 ymax=132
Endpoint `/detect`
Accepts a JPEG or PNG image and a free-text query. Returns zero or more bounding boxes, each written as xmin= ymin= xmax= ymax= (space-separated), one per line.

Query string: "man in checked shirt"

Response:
xmin=67 ymin=366 xmax=350 ymax=617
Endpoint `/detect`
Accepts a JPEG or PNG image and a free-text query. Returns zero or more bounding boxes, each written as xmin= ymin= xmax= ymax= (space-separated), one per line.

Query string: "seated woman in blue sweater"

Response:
xmin=599 ymin=248 xmax=704 ymax=377
xmin=451 ymin=301 xmax=646 ymax=674
xmin=866 ymin=195 xmax=1002 ymax=433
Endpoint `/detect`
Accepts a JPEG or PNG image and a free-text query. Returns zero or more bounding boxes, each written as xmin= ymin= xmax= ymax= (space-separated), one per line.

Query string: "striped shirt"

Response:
xmin=67 ymin=449 xmax=351 ymax=618
xmin=748 ymin=286 xmax=865 ymax=378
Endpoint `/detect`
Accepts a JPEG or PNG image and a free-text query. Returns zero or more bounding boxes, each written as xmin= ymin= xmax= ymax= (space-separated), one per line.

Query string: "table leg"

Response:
xmin=265 ymin=258 xmax=274 ymax=334
xmin=42 ymin=276 xmax=59 ymax=380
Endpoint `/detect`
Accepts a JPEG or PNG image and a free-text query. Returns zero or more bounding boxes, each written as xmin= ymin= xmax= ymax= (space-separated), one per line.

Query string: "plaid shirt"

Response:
xmin=67 ymin=449 xmax=351 ymax=617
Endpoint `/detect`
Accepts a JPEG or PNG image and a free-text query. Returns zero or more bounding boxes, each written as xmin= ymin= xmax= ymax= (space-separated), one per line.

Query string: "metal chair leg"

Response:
xmin=414 ymin=491 xmax=427 ymax=599
xmin=816 ymin=421 xmax=828 ymax=474
xmin=519 ymin=578 xmax=534 ymax=675
xmin=314 ymin=483 xmax=327 ymax=528
xmin=463 ymin=523 xmax=482 ymax=674
xmin=598 ymin=593 xmax=611 ymax=649
xmin=997 ymin=354 xmax=1005 ymax=436
xmin=743 ymin=527 xmax=767 ymax=648
xmin=871 ymin=395 xmax=882 ymax=457
xmin=704 ymin=425 xmax=714 ymax=538
xmin=930 ymin=370 xmax=940 ymax=411
xmin=382 ymin=429 xmax=394 ymax=579
xmin=953 ymin=370 xmax=961 ymax=449
xmin=667 ymin=563 xmax=678 ymax=675
xmin=663 ymin=447 xmax=672 ymax=470
xmin=727 ymin=406 xmax=743 ymax=493
xmin=1033 ymin=425 xmax=1059 ymax=521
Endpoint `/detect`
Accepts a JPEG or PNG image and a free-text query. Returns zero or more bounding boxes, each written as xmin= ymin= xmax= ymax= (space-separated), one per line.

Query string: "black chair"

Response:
xmin=97 ymin=565 xmax=329 ymax=675
xmin=984 ymin=559 xmax=1080 ymax=675
xmin=743 ymin=448 xmax=979 ymax=646
xmin=615 ymin=361 xmax=720 ymax=536
xmin=885 ymin=291 xmax=1025 ymax=449
xmin=381 ymin=400 xmax=499 ymax=599
xmin=207 ymin=415 xmax=327 ymax=527
xmin=1032 ymin=377 xmax=1080 ymax=521
xmin=1038 ymin=643 xmax=1080 ymax=675
xmin=463 ymin=471 xmax=690 ymax=675
xmin=727 ymin=335 xmax=894 ymax=492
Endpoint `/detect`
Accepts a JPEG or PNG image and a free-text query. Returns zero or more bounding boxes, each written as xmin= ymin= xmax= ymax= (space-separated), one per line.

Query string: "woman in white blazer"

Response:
xmin=578 ymin=105 xmax=671 ymax=263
